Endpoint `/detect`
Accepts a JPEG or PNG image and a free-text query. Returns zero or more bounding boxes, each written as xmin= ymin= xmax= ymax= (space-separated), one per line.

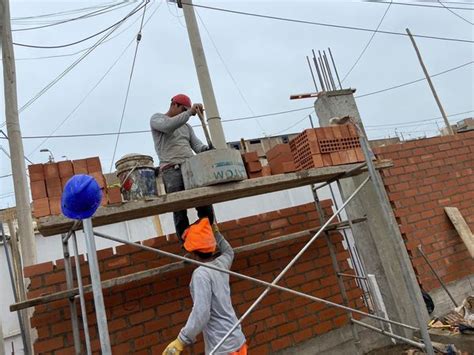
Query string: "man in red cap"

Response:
xmin=162 ymin=218 xmax=247 ymax=355
xmin=150 ymin=94 xmax=215 ymax=241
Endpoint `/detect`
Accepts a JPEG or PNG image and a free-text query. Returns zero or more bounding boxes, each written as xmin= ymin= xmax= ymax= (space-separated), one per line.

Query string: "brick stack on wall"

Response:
xmin=265 ymin=144 xmax=296 ymax=175
xmin=28 ymin=157 xmax=122 ymax=218
xmin=24 ymin=202 xmax=366 ymax=354
xmin=373 ymin=131 xmax=474 ymax=292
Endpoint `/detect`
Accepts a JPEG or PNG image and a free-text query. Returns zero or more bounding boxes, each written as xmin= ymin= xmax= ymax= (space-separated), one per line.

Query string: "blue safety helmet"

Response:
xmin=61 ymin=174 xmax=102 ymax=220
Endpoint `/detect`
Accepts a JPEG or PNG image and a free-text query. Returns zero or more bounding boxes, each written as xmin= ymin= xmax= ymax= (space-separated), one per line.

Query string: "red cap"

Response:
xmin=171 ymin=94 xmax=192 ymax=109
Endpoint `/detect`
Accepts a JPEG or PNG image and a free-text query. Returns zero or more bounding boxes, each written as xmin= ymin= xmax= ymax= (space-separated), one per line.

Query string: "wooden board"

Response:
xmin=37 ymin=161 xmax=391 ymax=236
xmin=444 ymin=207 xmax=474 ymax=258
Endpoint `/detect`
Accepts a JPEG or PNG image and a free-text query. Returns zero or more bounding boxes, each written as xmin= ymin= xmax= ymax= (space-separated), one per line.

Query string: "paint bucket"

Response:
xmin=115 ymin=154 xmax=158 ymax=201
xmin=181 ymin=149 xmax=247 ymax=190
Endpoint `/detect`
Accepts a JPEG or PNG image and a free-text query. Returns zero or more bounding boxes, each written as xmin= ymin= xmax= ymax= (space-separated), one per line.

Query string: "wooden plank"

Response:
xmin=37 ymin=161 xmax=391 ymax=236
xmin=11 ymin=218 xmax=365 ymax=311
xmin=444 ymin=207 xmax=474 ymax=258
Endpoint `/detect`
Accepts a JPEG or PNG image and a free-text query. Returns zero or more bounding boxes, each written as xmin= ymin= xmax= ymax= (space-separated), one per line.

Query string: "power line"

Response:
xmin=271 ymin=111 xmax=315 ymax=136
xmin=0 ymin=174 xmax=13 ymax=179
xmin=0 ymin=133 xmax=33 ymax=164
xmin=355 ymin=60 xmax=473 ymax=98
xmin=342 ymin=0 xmax=392 ymax=83
xmin=437 ymin=0 xmax=474 ymax=24
xmin=26 ymin=2 xmax=163 ymax=159
xmin=12 ymin=2 xmax=133 ymax=32
xmin=13 ymin=1 xmax=149 ymax=49
xmin=181 ymin=2 xmax=473 ymax=44
xmin=367 ymin=1 xmax=474 ymax=11
xmin=110 ymin=2 xmax=148 ymax=172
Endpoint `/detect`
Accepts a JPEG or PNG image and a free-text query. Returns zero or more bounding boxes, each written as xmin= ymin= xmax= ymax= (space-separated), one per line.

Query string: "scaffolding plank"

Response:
xmin=37 ymin=161 xmax=391 ymax=236
xmin=11 ymin=218 xmax=365 ymax=311
xmin=444 ymin=207 xmax=474 ymax=258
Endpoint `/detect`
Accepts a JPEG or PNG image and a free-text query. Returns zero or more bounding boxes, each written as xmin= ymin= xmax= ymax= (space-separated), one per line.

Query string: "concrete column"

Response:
xmin=315 ymin=90 xmax=429 ymax=336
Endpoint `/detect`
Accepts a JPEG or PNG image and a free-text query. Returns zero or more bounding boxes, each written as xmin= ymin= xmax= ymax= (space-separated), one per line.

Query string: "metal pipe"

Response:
xmin=328 ymin=47 xmax=342 ymax=90
xmin=355 ymin=123 xmax=435 ymax=355
xmin=338 ymin=273 xmax=367 ymax=280
xmin=312 ymin=162 xmax=367 ymax=192
xmin=71 ymin=232 xmax=92 ymax=355
xmin=306 ymin=56 xmax=319 ymax=92
xmin=323 ymin=51 xmax=337 ymax=91
xmin=83 ymin=218 xmax=111 ymax=354
xmin=62 ymin=236 xmax=81 ymax=354
xmin=210 ymin=176 xmax=375 ymax=354
xmin=93 ymin=226 xmax=419 ymax=333
xmin=62 ymin=221 xmax=81 ymax=243
xmin=351 ymin=319 xmax=425 ymax=349
xmin=0 ymin=223 xmax=29 ymax=354
xmin=417 ymin=245 xmax=458 ymax=307
xmin=318 ymin=50 xmax=331 ymax=91
xmin=312 ymin=49 xmax=325 ymax=91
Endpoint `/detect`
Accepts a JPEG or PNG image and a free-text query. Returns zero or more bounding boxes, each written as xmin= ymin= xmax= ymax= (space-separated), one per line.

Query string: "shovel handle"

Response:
xmin=196 ymin=108 xmax=213 ymax=147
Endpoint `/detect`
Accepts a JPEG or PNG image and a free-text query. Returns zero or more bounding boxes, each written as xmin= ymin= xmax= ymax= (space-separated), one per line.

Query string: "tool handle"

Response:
xmin=196 ymin=108 xmax=213 ymax=147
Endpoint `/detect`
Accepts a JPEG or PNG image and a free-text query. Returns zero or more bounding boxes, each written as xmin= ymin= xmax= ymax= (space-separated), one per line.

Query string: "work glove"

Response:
xmin=162 ymin=338 xmax=184 ymax=355
xmin=204 ymin=143 xmax=215 ymax=151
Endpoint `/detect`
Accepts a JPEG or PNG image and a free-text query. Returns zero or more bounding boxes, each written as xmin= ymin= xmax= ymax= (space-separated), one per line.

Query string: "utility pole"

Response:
xmin=2 ymin=0 xmax=37 ymax=266
xmin=406 ymin=28 xmax=454 ymax=135
xmin=178 ymin=0 xmax=227 ymax=149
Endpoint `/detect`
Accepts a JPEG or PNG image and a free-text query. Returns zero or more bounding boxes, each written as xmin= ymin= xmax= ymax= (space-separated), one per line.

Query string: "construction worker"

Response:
xmin=162 ymin=218 xmax=247 ymax=355
xmin=150 ymin=94 xmax=215 ymax=241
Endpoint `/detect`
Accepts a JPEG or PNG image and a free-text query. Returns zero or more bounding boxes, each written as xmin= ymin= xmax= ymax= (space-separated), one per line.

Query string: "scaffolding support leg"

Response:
xmin=209 ymin=176 xmax=371 ymax=355
xmin=357 ymin=129 xmax=434 ymax=355
xmin=311 ymin=185 xmax=362 ymax=354
xmin=82 ymin=218 xmax=111 ymax=355
xmin=62 ymin=236 xmax=81 ymax=355
xmin=72 ymin=232 xmax=92 ymax=355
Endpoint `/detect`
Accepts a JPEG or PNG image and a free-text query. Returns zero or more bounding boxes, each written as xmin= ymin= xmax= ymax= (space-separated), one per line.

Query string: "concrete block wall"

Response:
xmin=23 ymin=201 xmax=366 ymax=354
xmin=373 ymin=131 xmax=474 ymax=292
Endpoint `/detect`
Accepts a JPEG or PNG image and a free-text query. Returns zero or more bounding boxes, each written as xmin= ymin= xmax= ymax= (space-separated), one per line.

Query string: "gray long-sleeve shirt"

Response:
xmin=150 ymin=111 xmax=207 ymax=167
xmin=178 ymin=233 xmax=246 ymax=354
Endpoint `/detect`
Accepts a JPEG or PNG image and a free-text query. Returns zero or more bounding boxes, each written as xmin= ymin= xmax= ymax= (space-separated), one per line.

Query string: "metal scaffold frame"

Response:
xmin=10 ymin=131 xmax=435 ymax=355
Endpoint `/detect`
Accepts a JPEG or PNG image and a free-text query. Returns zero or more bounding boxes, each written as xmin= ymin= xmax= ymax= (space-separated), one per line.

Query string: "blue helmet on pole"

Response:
xmin=61 ymin=174 xmax=102 ymax=220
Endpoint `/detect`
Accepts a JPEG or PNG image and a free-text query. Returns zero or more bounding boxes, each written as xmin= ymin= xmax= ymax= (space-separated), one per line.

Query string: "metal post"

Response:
xmin=356 ymin=124 xmax=435 ymax=355
xmin=62 ymin=235 xmax=82 ymax=355
xmin=367 ymin=274 xmax=395 ymax=343
xmin=312 ymin=49 xmax=325 ymax=91
xmin=309 ymin=114 xmax=315 ymax=128
xmin=209 ymin=176 xmax=371 ymax=354
xmin=71 ymin=232 xmax=92 ymax=355
xmin=311 ymin=185 xmax=361 ymax=354
xmin=82 ymin=219 xmax=111 ymax=355
xmin=306 ymin=55 xmax=319 ymax=92
xmin=405 ymin=28 xmax=453 ymax=135
xmin=181 ymin=0 xmax=227 ymax=148
xmin=323 ymin=51 xmax=336 ymax=91
xmin=328 ymin=47 xmax=342 ymax=90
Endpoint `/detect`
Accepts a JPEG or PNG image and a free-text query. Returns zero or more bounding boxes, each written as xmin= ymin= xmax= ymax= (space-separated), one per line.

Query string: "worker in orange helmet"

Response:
xmin=162 ymin=218 xmax=247 ymax=355
xmin=150 ymin=94 xmax=215 ymax=242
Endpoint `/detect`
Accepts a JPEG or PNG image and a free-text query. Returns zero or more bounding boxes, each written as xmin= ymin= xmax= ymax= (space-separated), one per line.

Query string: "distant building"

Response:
xmin=440 ymin=117 xmax=473 ymax=135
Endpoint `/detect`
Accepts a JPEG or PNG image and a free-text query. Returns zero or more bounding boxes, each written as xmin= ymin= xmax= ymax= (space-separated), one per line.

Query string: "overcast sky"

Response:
xmin=0 ymin=0 xmax=472 ymax=208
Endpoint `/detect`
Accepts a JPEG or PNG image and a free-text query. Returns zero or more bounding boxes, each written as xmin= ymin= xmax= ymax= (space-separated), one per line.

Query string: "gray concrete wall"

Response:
xmin=430 ymin=274 xmax=474 ymax=318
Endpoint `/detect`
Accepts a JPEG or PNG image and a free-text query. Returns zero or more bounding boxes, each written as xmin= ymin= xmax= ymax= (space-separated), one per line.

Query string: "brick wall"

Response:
xmin=24 ymin=201 xmax=366 ymax=354
xmin=373 ymin=131 xmax=474 ymax=292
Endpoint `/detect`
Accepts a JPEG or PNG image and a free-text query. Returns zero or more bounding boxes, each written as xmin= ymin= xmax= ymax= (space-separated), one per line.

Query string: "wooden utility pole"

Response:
xmin=406 ymin=28 xmax=454 ymax=135
xmin=2 ymin=0 xmax=37 ymax=266
xmin=179 ymin=0 xmax=227 ymax=149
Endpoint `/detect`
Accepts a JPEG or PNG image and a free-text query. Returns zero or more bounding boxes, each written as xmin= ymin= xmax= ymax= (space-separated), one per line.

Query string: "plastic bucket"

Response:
xmin=115 ymin=154 xmax=158 ymax=201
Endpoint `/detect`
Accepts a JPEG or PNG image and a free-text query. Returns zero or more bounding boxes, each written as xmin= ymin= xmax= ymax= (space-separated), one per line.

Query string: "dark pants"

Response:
xmin=161 ymin=166 xmax=214 ymax=241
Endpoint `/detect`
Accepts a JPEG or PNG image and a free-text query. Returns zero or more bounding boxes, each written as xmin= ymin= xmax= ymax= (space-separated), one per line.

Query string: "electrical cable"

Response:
xmin=109 ymin=3 xmax=148 ymax=172
xmin=365 ymin=110 xmax=473 ymax=128
xmin=437 ymin=0 xmax=474 ymax=24
xmin=270 ymin=111 xmax=315 ymax=135
xmin=342 ymin=0 xmax=392 ymax=83
xmin=12 ymin=1 xmax=149 ymax=49
xmin=181 ymin=2 xmax=473 ymax=44
xmin=0 ymin=132 xmax=34 ymax=164
xmin=12 ymin=2 xmax=134 ymax=32
xmin=26 ymin=1 xmax=163 ymax=158
xmin=367 ymin=1 xmax=474 ymax=11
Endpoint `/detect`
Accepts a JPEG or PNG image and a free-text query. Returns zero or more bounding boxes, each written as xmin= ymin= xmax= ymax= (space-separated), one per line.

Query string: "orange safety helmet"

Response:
xmin=183 ymin=218 xmax=216 ymax=254
xmin=171 ymin=94 xmax=192 ymax=109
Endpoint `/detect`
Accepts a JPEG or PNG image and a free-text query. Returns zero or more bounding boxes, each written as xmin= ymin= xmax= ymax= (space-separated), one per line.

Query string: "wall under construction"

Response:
xmin=23 ymin=201 xmax=366 ymax=354
xmin=374 ymin=131 xmax=474 ymax=292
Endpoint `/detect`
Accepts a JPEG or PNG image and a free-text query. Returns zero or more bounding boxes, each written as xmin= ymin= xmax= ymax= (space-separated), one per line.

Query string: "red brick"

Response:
xmin=322 ymin=153 xmax=333 ymax=167
xmin=33 ymin=198 xmax=50 ymax=218
xmin=246 ymin=160 xmax=262 ymax=173
xmin=269 ymin=161 xmax=296 ymax=175
xmin=271 ymin=335 xmax=292 ymax=352
xmin=262 ymin=165 xmax=272 ymax=176
xmin=60 ymin=177 xmax=71 ymax=190
xmin=30 ymin=180 xmax=47 ymax=200
xmin=242 ymin=151 xmax=259 ymax=162
xmin=72 ymin=159 xmax=88 ymax=174
xmin=46 ymin=177 xmax=62 ymax=197
xmin=86 ymin=156 xmax=102 ymax=173
xmin=24 ymin=261 xmax=54 ymax=277
xmin=89 ymin=172 xmax=106 ymax=188
xmin=266 ymin=144 xmax=292 ymax=161
xmin=43 ymin=163 xmax=59 ymax=179
xmin=313 ymin=320 xmax=334 ymax=334
xmin=28 ymin=164 xmax=44 ymax=181
xmin=34 ymin=336 xmax=64 ymax=353
xmin=48 ymin=197 xmax=62 ymax=216
xmin=57 ymin=161 xmax=74 ymax=178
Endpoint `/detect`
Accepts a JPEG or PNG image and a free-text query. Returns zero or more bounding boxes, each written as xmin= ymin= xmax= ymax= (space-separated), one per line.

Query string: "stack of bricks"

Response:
xmin=23 ymin=201 xmax=366 ymax=354
xmin=28 ymin=157 xmax=122 ymax=218
xmin=289 ymin=125 xmax=365 ymax=171
xmin=242 ymin=151 xmax=271 ymax=178
xmin=265 ymin=144 xmax=296 ymax=175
